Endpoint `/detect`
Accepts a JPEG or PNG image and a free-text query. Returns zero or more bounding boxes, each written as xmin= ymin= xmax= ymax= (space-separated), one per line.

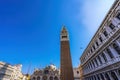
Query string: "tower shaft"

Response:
xmin=60 ymin=27 xmax=74 ymax=80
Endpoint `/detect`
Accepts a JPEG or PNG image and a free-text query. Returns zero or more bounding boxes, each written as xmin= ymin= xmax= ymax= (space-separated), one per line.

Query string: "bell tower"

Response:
xmin=60 ymin=26 xmax=74 ymax=80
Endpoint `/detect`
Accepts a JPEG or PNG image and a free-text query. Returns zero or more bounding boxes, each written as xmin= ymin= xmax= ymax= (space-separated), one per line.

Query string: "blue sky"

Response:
xmin=0 ymin=0 xmax=114 ymax=74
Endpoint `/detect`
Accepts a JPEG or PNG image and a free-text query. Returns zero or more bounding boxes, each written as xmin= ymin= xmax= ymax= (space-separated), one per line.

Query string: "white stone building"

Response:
xmin=80 ymin=0 xmax=120 ymax=80
xmin=0 ymin=61 xmax=23 ymax=80
xmin=31 ymin=64 xmax=80 ymax=80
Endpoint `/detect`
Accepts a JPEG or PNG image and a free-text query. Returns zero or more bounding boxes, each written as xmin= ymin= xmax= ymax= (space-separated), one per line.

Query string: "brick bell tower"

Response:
xmin=60 ymin=26 xmax=74 ymax=80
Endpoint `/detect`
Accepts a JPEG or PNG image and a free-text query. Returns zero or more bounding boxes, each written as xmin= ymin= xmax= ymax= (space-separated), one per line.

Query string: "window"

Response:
xmin=37 ymin=76 xmax=40 ymax=80
xmin=116 ymin=13 xmax=120 ymax=20
xmin=99 ymin=37 xmax=103 ymax=42
xmin=49 ymin=76 xmax=53 ymax=80
xmin=44 ymin=70 xmax=49 ymax=74
xmin=54 ymin=76 xmax=59 ymax=80
xmin=109 ymin=23 xmax=115 ymax=30
xmin=96 ymin=41 xmax=99 ymax=46
xmin=62 ymin=36 xmax=67 ymax=38
xmin=103 ymin=30 xmax=108 ymax=37
xmin=77 ymin=71 xmax=79 ymax=74
xmin=93 ymin=45 xmax=96 ymax=50
xmin=106 ymin=48 xmax=114 ymax=59
xmin=33 ymin=77 xmax=36 ymax=80
xmin=113 ymin=43 xmax=120 ymax=55
xmin=91 ymin=49 xmax=93 ymax=53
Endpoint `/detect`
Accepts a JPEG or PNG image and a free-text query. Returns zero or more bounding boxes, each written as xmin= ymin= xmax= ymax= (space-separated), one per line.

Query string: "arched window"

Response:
xmin=77 ymin=71 xmax=79 ymax=74
xmin=37 ymin=76 xmax=40 ymax=80
xmin=54 ymin=76 xmax=59 ymax=80
xmin=42 ymin=76 xmax=47 ymax=80
xmin=49 ymin=76 xmax=53 ymax=80
xmin=106 ymin=48 xmax=114 ymax=59
xmin=113 ymin=43 xmax=120 ymax=55
xmin=111 ymin=72 xmax=118 ymax=80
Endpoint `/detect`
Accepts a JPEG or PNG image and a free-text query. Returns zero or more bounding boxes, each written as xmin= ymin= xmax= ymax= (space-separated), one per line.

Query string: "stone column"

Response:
xmin=116 ymin=40 xmax=120 ymax=47
xmin=102 ymin=73 xmax=107 ymax=80
xmin=101 ymin=33 xmax=106 ymax=41
xmin=97 ymin=38 xmax=101 ymax=45
xmin=93 ymin=60 xmax=97 ymax=68
xmin=96 ymin=57 xmax=101 ymax=66
xmin=99 ymin=55 xmax=105 ymax=64
xmin=103 ymin=51 xmax=111 ymax=61
xmin=106 ymin=26 xmax=111 ymax=35
xmin=89 ymin=63 xmax=92 ymax=70
xmin=90 ymin=62 xmax=94 ymax=70
xmin=98 ymin=74 xmax=102 ymax=80
xmin=95 ymin=75 xmax=98 ymax=80
xmin=107 ymin=72 xmax=114 ymax=80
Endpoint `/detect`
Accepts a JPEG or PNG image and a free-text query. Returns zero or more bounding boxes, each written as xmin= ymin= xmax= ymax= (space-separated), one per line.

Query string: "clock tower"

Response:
xmin=60 ymin=26 xmax=74 ymax=80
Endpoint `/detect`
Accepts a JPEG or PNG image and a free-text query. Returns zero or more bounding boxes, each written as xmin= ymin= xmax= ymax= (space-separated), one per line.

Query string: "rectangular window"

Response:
xmin=113 ymin=43 xmax=120 ymax=55
xmin=116 ymin=13 xmax=120 ymax=20
xmin=103 ymin=30 xmax=108 ymax=37
xmin=93 ymin=45 xmax=95 ymax=50
xmin=96 ymin=41 xmax=99 ymax=46
xmin=99 ymin=37 xmax=103 ymax=42
xmin=109 ymin=23 xmax=115 ymax=30
xmin=62 ymin=36 xmax=67 ymax=38
xmin=91 ymin=49 xmax=93 ymax=53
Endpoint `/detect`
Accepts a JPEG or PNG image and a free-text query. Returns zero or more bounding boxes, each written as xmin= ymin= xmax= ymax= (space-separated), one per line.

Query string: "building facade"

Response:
xmin=30 ymin=64 xmax=80 ymax=80
xmin=30 ymin=64 xmax=60 ymax=80
xmin=0 ymin=61 xmax=23 ymax=80
xmin=80 ymin=0 xmax=120 ymax=80
xmin=60 ymin=26 xmax=74 ymax=80
xmin=79 ymin=65 xmax=83 ymax=80
xmin=73 ymin=67 xmax=80 ymax=80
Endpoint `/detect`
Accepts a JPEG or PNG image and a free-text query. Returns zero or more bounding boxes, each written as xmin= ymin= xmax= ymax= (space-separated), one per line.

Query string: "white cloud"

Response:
xmin=80 ymin=0 xmax=115 ymax=33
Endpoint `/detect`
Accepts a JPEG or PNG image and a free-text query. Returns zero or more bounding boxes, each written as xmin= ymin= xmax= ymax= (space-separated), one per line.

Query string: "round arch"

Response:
xmin=49 ymin=76 xmax=53 ymax=80
xmin=42 ymin=76 xmax=47 ymax=80
xmin=37 ymin=76 xmax=40 ymax=80
xmin=54 ymin=76 xmax=59 ymax=80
